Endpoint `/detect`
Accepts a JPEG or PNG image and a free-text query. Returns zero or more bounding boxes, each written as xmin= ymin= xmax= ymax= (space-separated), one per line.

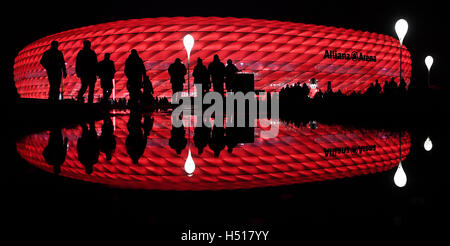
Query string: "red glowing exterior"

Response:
xmin=14 ymin=17 xmax=411 ymax=100
xmin=16 ymin=113 xmax=411 ymax=190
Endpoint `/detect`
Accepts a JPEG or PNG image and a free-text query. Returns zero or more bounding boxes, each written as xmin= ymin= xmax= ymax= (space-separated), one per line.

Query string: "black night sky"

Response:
xmin=3 ymin=0 xmax=449 ymax=243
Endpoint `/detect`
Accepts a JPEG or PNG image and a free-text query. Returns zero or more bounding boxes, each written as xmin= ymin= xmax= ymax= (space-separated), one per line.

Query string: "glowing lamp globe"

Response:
xmin=395 ymin=19 xmax=408 ymax=45
xmin=183 ymin=34 xmax=195 ymax=60
xmin=394 ymin=161 xmax=407 ymax=188
xmin=424 ymin=137 xmax=433 ymax=151
xmin=425 ymin=56 xmax=433 ymax=71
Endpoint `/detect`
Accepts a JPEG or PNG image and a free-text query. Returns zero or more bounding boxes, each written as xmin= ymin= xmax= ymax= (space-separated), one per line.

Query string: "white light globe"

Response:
xmin=183 ymin=34 xmax=195 ymax=60
xmin=394 ymin=161 xmax=407 ymax=188
xmin=395 ymin=19 xmax=408 ymax=44
xmin=424 ymin=137 xmax=433 ymax=151
xmin=184 ymin=149 xmax=196 ymax=176
xmin=425 ymin=56 xmax=433 ymax=71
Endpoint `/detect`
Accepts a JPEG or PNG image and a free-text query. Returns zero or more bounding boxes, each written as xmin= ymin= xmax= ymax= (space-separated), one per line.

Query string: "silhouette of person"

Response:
xmin=208 ymin=55 xmax=225 ymax=94
xmin=209 ymin=124 xmax=225 ymax=157
xmin=97 ymin=53 xmax=115 ymax=102
xmin=42 ymin=126 xmax=68 ymax=174
xmin=99 ymin=115 xmax=116 ymax=161
xmin=168 ymin=58 xmax=187 ymax=101
xmin=193 ymin=58 xmax=210 ymax=95
xmin=193 ymin=114 xmax=211 ymax=155
xmin=77 ymin=121 xmax=99 ymax=174
xmin=374 ymin=79 xmax=382 ymax=95
xmin=326 ymin=81 xmax=332 ymax=94
xmin=142 ymin=74 xmax=154 ymax=106
xmin=225 ymin=116 xmax=238 ymax=154
xmin=398 ymin=78 xmax=407 ymax=96
xmin=383 ymin=80 xmax=389 ymax=96
xmin=125 ymin=49 xmax=146 ymax=107
xmin=40 ymin=41 xmax=67 ymax=102
xmin=169 ymin=124 xmax=187 ymax=155
xmin=224 ymin=59 xmax=238 ymax=92
xmin=126 ymin=110 xmax=147 ymax=164
xmin=143 ymin=112 xmax=154 ymax=137
xmin=76 ymin=40 xmax=98 ymax=103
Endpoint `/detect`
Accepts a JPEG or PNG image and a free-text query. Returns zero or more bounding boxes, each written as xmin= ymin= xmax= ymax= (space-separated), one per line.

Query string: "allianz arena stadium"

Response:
xmin=13 ymin=17 xmax=412 ymax=100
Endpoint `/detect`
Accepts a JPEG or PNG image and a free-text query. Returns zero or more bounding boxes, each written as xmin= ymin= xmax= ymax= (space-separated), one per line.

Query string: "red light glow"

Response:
xmin=14 ymin=17 xmax=412 ymax=100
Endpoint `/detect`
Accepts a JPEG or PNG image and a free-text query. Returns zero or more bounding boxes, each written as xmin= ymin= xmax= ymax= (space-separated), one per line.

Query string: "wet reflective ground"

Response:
xmin=16 ymin=111 xmax=410 ymax=190
xmin=5 ymin=108 xmax=447 ymax=242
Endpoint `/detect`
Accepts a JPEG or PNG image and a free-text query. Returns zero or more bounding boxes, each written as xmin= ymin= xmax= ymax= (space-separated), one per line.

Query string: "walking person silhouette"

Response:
xmin=224 ymin=59 xmax=238 ymax=92
xmin=97 ymin=53 xmax=115 ymax=103
xmin=40 ymin=40 xmax=67 ymax=102
xmin=76 ymin=40 xmax=98 ymax=103
xmin=125 ymin=49 xmax=146 ymax=107
xmin=208 ymin=54 xmax=225 ymax=95
xmin=193 ymin=58 xmax=210 ymax=95
xmin=168 ymin=58 xmax=187 ymax=102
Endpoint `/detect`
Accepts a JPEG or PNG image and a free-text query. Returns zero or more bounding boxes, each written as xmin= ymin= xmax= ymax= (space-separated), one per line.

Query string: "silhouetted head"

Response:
xmin=131 ymin=49 xmax=138 ymax=56
xmin=197 ymin=58 xmax=202 ymax=64
xmin=213 ymin=54 xmax=220 ymax=61
xmin=132 ymin=157 xmax=139 ymax=164
xmin=175 ymin=58 xmax=181 ymax=63
xmin=83 ymin=40 xmax=91 ymax=49
xmin=104 ymin=53 xmax=111 ymax=60
xmin=227 ymin=59 xmax=232 ymax=65
xmin=50 ymin=41 xmax=59 ymax=50
xmin=106 ymin=152 xmax=112 ymax=161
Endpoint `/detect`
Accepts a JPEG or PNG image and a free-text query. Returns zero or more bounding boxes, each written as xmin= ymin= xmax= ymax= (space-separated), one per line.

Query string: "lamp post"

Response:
xmin=425 ymin=55 xmax=433 ymax=88
xmin=395 ymin=19 xmax=408 ymax=84
xmin=393 ymin=19 xmax=408 ymax=188
xmin=183 ymin=34 xmax=195 ymax=176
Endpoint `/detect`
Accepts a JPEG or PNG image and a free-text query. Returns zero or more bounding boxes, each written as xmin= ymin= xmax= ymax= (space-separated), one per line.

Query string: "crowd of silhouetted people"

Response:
xmin=42 ymin=111 xmax=256 ymax=174
xmin=40 ymin=40 xmax=241 ymax=107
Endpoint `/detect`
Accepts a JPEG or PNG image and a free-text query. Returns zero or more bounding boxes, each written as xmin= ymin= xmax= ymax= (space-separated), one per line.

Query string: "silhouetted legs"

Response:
xmin=77 ymin=76 xmax=96 ymax=103
xmin=48 ymin=74 xmax=62 ymax=102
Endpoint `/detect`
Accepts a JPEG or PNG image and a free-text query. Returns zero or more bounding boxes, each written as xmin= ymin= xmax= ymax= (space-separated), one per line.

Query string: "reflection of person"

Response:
xmin=42 ymin=127 xmax=68 ymax=174
xmin=77 ymin=121 xmax=99 ymax=174
xmin=97 ymin=53 xmax=115 ymax=102
xmin=40 ymin=41 xmax=67 ymax=102
xmin=142 ymin=74 xmax=154 ymax=106
xmin=169 ymin=125 xmax=187 ymax=155
xmin=126 ymin=111 xmax=147 ymax=164
xmin=168 ymin=58 xmax=187 ymax=101
xmin=99 ymin=115 xmax=116 ymax=161
xmin=209 ymin=125 xmax=225 ymax=157
xmin=194 ymin=124 xmax=211 ymax=155
xmin=143 ymin=113 xmax=154 ymax=137
xmin=125 ymin=49 xmax=146 ymax=107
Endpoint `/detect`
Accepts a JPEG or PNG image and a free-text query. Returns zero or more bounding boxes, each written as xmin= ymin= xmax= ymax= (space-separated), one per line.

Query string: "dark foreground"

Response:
xmin=3 ymin=93 xmax=449 ymax=243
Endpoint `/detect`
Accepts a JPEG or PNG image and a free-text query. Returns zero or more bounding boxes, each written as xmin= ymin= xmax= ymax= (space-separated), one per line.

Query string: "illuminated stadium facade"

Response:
xmin=13 ymin=17 xmax=412 ymax=100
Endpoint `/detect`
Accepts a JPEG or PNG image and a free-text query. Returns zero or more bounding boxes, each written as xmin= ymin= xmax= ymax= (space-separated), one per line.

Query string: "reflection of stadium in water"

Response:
xmin=16 ymin=112 xmax=410 ymax=190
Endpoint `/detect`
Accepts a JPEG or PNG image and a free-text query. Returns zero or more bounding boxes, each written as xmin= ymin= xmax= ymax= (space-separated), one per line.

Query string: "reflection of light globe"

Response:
xmin=394 ymin=161 xmax=407 ymax=188
xmin=424 ymin=137 xmax=433 ymax=151
xmin=184 ymin=149 xmax=196 ymax=176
